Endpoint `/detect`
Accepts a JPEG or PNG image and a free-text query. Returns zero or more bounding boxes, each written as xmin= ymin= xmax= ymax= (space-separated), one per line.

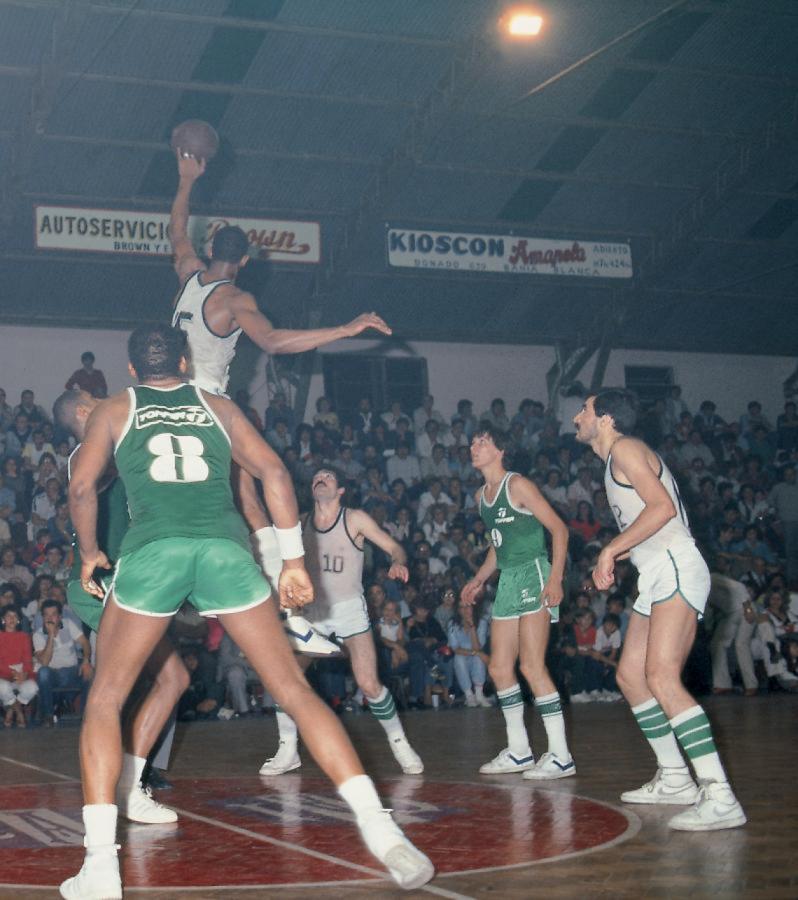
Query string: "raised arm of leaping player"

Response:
xmin=348 ymin=508 xmax=409 ymax=582
xmin=170 ymin=152 xmax=207 ymax=284
xmin=207 ymin=394 xmax=312 ymax=608
xmin=593 ymin=437 xmax=676 ymax=590
xmin=227 ymin=291 xmax=392 ymax=356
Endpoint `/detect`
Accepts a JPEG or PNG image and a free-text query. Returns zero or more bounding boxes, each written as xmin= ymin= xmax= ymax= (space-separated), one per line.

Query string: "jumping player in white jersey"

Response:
xmin=574 ymin=390 xmax=745 ymax=831
xmin=170 ymin=151 xmax=390 ymax=644
xmin=260 ymin=466 xmax=424 ymax=777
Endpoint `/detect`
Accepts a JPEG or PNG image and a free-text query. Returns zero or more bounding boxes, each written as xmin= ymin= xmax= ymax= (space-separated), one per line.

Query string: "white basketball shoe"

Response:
xmin=259 ymin=739 xmax=301 ymax=776
xmin=283 ymin=614 xmax=341 ymax=657
xmin=668 ymin=780 xmax=746 ymax=831
xmin=357 ymin=808 xmax=435 ymax=890
xmin=479 ymin=748 xmax=536 ymax=774
xmin=621 ymin=767 xmax=699 ymax=805
xmin=522 ymin=751 xmax=576 ymax=780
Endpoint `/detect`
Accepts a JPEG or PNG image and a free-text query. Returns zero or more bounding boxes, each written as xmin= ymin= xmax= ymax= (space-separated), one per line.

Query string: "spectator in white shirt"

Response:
xmin=413 ymin=394 xmax=446 ymax=436
xmin=417 ymin=479 xmax=453 ymax=524
xmin=386 ymin=442 xmax=422 ymax=486
xmin=566 ymin=466 xmax=599 ymax=513
xmin=421 ymin=444 xmax=451 ymax=480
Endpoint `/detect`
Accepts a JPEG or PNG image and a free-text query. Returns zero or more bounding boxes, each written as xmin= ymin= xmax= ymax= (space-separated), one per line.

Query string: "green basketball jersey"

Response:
xmin=479 ymin=471 xmax=546 ymax=569
xmin=115 ymin=383 xmax=249 ymax=555
xmin=68 ymin=449 xmax=130 ymax=580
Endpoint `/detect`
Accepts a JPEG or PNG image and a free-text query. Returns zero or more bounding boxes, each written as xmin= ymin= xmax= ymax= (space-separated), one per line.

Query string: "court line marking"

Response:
xmin=0 ymin=755 xmax=473 ymax=900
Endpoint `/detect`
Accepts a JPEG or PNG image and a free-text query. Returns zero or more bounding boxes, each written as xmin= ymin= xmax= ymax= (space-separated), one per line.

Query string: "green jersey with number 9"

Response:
xmin=114 ymin=383 xmax=249 ymax=555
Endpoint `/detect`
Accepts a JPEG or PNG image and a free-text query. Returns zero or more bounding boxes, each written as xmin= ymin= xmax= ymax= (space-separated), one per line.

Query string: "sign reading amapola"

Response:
xmin=387 ymin=227 xmax=632 ymax=279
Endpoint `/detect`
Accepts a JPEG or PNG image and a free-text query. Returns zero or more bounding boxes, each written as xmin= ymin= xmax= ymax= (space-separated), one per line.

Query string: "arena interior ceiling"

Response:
xmin=0 ymin=0 xmax=796 ymax=354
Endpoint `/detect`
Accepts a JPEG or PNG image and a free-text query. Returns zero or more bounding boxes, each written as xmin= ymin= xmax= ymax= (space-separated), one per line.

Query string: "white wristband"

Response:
xmin=274 ymin=523 xmax=304 ymax=560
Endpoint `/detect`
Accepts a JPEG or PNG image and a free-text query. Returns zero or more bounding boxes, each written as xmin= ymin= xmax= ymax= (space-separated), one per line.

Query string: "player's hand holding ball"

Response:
xmin=278 ymin=561 xmax=314 ymax=609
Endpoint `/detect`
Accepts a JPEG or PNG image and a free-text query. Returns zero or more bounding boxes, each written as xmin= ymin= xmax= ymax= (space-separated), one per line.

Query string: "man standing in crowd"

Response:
xmin=65 ymin=352 xmax=108 ymax=398
xmin=574 ymin=389 xmax=745 ymax=831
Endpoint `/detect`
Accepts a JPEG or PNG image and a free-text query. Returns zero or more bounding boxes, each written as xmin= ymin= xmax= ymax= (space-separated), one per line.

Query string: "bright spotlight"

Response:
xmin=503 ymin=8 xmax=544 ymax=38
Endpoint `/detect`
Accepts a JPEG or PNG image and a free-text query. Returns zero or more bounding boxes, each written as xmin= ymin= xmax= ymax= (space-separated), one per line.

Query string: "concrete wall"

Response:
xmin=0 ymin=325 xmax=792 ymax=426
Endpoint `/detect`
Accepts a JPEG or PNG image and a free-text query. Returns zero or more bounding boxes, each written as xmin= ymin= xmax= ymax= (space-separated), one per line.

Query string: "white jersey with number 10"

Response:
xmin=303 ymin=508 xmax=365 ymax=614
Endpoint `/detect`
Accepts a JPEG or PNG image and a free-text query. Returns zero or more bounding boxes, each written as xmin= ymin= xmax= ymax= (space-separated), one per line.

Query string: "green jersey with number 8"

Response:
xmin=115 ymin=383 xmax=249 ymax=555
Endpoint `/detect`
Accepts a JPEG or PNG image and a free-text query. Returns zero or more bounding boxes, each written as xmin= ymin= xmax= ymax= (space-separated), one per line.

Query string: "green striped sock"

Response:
xmin=535 ymin=691 xmax=569 ymax=760
xmin=497 ymin=684 xmax=530 ymax=757
xmin=631 ymin=698 xmax=685 ymax=769
xmin=367 ymin=687 xmax=404 ymax=740
xmin=671 ymin=705 xmax=727 ymax=782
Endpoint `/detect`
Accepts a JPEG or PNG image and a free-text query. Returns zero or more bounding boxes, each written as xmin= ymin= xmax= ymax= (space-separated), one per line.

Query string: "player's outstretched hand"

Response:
xmin=460 ymin=577 xmax=483 ymax=606
xmin=175 ymin=149 xmax=206 ymax=180
xmin=345 ymin=312 xmax=392 ymax=337
xmin=279 ymin=562 xmax=314 ymax=609
xmin=387 ymin=563 xmax=409 ymax=583
xmin=80 ymin=551 xmax=111 ymax=599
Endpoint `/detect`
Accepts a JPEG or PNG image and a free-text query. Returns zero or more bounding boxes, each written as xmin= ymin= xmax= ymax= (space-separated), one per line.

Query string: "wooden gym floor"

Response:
xmin=0 ymin=694 xmax=794 ymax=899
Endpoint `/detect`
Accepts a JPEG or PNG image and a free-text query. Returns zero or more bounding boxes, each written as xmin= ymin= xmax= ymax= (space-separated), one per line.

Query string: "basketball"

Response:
xmin=170 ymin=119 xmax=219 ymax=161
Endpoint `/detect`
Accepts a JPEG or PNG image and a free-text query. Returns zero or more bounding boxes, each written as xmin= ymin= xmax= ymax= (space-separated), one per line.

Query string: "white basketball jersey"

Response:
xmin=172 ymin=271 xmax=240 ymax=393
xmin=304 ymin=507 xmax=364 ymax=611
xmin=605 ymin=449 xmax=696 ymax=569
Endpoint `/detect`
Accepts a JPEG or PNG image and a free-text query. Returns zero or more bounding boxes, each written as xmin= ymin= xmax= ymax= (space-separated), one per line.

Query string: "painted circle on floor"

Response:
xmin=0 ymin=777 xmax=637 ymax=889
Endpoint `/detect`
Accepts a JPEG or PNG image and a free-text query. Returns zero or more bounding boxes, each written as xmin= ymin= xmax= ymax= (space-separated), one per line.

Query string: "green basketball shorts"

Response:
xmin=111 ymin=536 xmax=271 ymax=617
xmin=493 ymin=557 xmax=559 ymax=623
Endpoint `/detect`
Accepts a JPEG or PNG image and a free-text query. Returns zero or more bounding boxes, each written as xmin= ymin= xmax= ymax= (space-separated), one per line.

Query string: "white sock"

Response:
xmin=251 ymin=526 xmax=282 ymax=587
xmin=338 ymin=774 xmax=383 ymax=822
xmin=474 ymin=684 xmax=485 ymax=698
xmin=632 ymin=698 xmax=687 ymax=770
xmin=83 ymin=804 xmax=118 ymax=854
xmin=497 ymin=684 xmax=531 ymax=758
xmin=534 ymin=691 xmax=570 ymax=760
xmin=276 ymin=708 xmax=298 ymax=746
xmin=670 ymin=705 xmax=727 ymax=783
xmin=367 ymin=686 xmax=405 ymax=741
xmin=118 ymin=753 xmax=146 ymax=794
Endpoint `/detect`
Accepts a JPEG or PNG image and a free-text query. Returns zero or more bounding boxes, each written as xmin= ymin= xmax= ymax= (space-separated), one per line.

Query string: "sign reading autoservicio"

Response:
xmin=387 ymin=227 xmax=632 ymax=278
xmin=35 ymin=205 xmax=321 ymax=264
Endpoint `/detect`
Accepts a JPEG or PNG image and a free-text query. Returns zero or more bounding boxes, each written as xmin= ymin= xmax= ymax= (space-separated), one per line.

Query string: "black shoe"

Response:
xmin=144 ymin=766 xmax=173 ymax=791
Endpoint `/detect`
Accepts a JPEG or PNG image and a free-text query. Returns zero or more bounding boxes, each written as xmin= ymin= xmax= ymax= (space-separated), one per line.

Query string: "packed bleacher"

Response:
xmin=1 ymin=377 xmax=797 ymax=728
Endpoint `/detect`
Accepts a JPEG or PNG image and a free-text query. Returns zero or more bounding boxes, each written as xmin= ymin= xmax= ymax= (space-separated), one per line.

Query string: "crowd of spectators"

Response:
xmin=0 ymin=372 xmax=796 ymax=728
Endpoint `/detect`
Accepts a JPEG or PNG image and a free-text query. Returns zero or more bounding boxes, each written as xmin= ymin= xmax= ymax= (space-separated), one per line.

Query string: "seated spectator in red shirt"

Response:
xmin=569 ymin=501 xmax=601 ymax=544
xmin=0 ymin=606 xmax=38 ymax=726
xmin=64 ymin=351 xmax=107 ymax=398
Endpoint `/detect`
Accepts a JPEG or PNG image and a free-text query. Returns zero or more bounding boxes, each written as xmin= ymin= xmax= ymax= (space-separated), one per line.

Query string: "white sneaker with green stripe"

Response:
xmin=621 ymin=767 xmax=698 ymax=805
xmin=479 ymin=748 xmax=536 ymax=774
xmin=668 ymin=780 xmax=746 ymax=831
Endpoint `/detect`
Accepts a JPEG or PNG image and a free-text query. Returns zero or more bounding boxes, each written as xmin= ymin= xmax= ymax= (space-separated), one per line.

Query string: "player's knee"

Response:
xmin=519 ymin=661 xmax=546 ymax=689
xmin=644 ymin=659 xmax=675 ymax=696
xmin=488 ymin=659 xmax=511 ymax=684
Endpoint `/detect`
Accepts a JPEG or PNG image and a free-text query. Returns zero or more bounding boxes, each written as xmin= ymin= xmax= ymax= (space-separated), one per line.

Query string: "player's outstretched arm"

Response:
xmin=170 ymin=151 xmax=207 ymax=285
xmin=508 ymin=474 xmax=568 ymax=607
xmin=229 ymin=293 xmax=392 ymax=355
xmin=68 ymin=399 xmax=119 ymax=596
xmin=349 ymin=509 xmax=408 ymax=582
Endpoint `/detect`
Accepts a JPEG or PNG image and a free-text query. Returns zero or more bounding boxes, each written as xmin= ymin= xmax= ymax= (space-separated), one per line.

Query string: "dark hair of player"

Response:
xmin=211 ymin=225 xmax=249 ymax=263
xmin=128 ymin=323 xmax=187 ymax=380
xmin=593 ymin=388 xmax=639 ymax=435
xmin=472 ymin=422 xmax=509 ymax=453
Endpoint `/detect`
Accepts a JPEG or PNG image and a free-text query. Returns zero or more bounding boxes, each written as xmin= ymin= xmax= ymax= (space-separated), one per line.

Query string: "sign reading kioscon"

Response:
xmin=35 ymin=205 xmax=321 ymax=264
xmin=387 ymin=227 xmax=632 ymax=279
